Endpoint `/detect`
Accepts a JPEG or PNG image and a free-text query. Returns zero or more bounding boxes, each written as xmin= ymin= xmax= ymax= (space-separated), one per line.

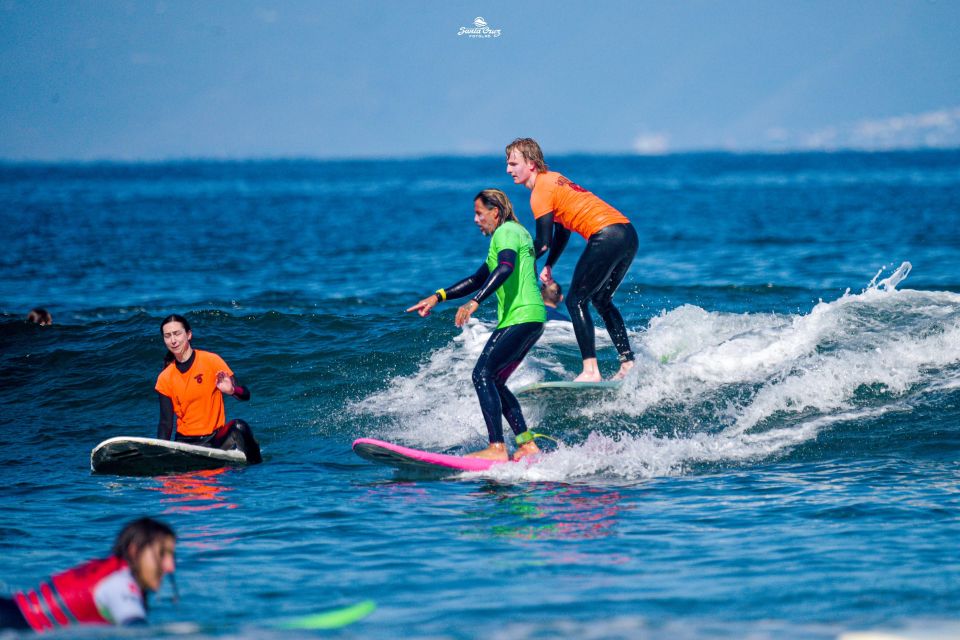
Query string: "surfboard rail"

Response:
xmin=352 ymin=438 xmax=508 ymax=472
xmin=513 ymin=379 xmax=623 ymax=399
xmin=91 ymin=436 xmax=247 ymax=476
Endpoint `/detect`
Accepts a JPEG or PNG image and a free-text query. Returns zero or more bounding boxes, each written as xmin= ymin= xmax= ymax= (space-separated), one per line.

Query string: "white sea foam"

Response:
xmin=355 ymin=263 xmax=960 ymax=481
xmin=350 ymin=318 xmax=496 ymax=449
xmin=476 ymin=405 xmax=901 ymax=483
xmin=350 ymin=316 xmax=611 ymax=448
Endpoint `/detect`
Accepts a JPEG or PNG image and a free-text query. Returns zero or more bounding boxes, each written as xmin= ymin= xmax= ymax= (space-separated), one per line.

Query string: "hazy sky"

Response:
xmin=2 ymin=0 xmax=959 ymax=160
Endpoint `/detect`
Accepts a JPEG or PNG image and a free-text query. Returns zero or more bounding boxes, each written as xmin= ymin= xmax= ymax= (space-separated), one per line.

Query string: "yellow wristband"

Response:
xmin=435 ymin=289 xmax=447 ymax=301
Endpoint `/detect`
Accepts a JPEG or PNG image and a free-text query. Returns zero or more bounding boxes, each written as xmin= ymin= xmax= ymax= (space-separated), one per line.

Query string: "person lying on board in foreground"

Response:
xmin=156 ymin=314 xmax=262 ymax=463
xmin=507 ymin=137 xmax=638 ymax=382
xmin=0 ymin=517 xmax=176 ymax=632
xmin=406 ymin=189 xmax=546 ymax=462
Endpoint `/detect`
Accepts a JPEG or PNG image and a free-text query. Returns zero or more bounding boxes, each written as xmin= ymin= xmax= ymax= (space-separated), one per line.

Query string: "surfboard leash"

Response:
xmin=516 ymin=431 xmax=561 ymax=447
xmin=169 ymin=573 xmax=180 ymax=605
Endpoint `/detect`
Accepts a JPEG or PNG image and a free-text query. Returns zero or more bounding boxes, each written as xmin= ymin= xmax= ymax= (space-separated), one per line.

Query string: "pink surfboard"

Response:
xmin=352 ymin=438 xmax=510 ymax=473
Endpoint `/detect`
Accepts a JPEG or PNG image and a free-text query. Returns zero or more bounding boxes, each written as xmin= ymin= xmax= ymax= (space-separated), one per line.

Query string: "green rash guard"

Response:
xmin=486 ymin=221 xmax=546 ymax=329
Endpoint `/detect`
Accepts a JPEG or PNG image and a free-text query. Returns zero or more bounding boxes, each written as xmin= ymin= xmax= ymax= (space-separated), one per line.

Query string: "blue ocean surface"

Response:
xmin=1 ymin=151 xmax=959 ymax=639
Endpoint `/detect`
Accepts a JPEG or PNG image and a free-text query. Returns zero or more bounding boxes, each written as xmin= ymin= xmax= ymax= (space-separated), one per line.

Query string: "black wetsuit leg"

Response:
xmin=565 ymin=223 xmax=639 ymax=362
xmin=177 ymin=420 xmax=263 ymax=465
xmin=0 ymin=597 xmax=30 ymax=630
xmin=216 ymin=419 xmax=263 ymax=464
xmin=472 ymin=322 xmax=544 ymax=444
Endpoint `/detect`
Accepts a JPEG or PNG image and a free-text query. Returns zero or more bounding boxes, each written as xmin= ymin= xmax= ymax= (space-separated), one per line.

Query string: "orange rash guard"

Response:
xmin=155 ymin=350 xmax=232 ymax=437
xmin=529 ymin=171 xmax=629 ymax=239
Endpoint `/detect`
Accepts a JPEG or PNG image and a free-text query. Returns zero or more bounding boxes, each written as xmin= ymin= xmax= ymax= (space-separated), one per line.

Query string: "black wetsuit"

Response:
xmin=0 ymin=597 xmax=29 ymax=631
xmin=473 ymin=322 xmax=543 ymax=443
xmin=157 ymin=351 xmax=262 ymax=464
xmin=440 ymin=241 xmax=544 ymax=444
xmin=535 ymin=215 xmax=638 ymax=362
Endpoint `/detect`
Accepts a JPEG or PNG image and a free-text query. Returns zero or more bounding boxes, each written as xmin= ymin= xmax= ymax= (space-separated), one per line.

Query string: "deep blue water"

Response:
xmin=1 ymin=151 xmax=959 ymax=639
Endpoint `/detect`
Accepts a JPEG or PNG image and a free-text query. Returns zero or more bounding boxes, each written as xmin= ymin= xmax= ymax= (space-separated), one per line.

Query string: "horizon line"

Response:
xmin=2 ymin=144 xmax=959 ymax=166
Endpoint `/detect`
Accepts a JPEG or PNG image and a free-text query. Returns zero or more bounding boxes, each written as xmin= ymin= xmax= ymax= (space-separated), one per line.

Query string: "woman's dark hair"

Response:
xmin=111 ymin=517 xmax=176 ymax=563
xmin=160 ymin=314 xmax=191 ymax=367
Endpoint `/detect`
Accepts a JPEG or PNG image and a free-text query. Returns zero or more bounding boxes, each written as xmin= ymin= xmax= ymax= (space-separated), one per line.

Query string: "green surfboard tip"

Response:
xmin=275 ymin=600 xmax=376 ymax=630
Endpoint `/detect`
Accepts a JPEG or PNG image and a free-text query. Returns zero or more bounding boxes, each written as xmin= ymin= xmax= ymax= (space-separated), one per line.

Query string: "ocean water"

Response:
xmin=0 ymin=151 xmax=959 ymax=639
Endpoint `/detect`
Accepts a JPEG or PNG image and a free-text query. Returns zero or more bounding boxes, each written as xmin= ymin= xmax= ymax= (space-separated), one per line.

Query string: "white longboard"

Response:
xmin=91 ymin=436 xmax=247 ymax=476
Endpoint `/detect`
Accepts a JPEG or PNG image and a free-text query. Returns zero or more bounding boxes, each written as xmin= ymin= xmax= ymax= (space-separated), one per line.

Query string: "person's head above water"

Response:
xmin=541 ymin=281 xmax=563 ymax=307
xmin=505 ymin=138 xmax=548 ymax=188
xmin=27 ymin=308 xmax=52 ymax=326
xmin=160 ymin=314 xmax=192 ymax=366
xmin=111 ymin=517 xmax=176 ymax=593
xmin=505 ymin=138 xmax=548 ymax=172
xmin=473 ymin=189 xmax=518 ymax=236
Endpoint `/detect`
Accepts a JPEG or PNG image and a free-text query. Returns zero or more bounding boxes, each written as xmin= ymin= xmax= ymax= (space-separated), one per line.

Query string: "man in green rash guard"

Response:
xmin=407 ymin=189 xmax=546 ymax=461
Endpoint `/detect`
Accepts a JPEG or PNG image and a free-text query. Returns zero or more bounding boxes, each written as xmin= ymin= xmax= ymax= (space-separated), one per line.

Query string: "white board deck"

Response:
xmin=91 ymin=436 xmax=247 ymax=476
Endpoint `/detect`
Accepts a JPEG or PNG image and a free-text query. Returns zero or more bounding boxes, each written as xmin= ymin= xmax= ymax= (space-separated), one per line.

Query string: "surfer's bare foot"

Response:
xmin=574 ymin=357 xmax=601 ymax=382
xmin=611 ymin=360 xmax=634 ymax=380
xmin=513 ymin=441 xmax=540 ymax=461
xmin=466 ymin=443 xmax=509 ymax=461
xmin=573 ymin=371 xmax=602 ymax=382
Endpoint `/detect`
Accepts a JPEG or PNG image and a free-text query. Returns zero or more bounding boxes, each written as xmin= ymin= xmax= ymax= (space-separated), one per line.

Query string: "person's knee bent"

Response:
xmin=472 ymin=362 xmax=495 ymax=391
xmin=565 ymin=292 xmax=588 ymax=315
xmin=230 ymin=419 xmax=254 ymax=442
xmin=591 ymin=291 xmax=615 ymax=315
xmin=224 ymin=419 xmax=262 ymax=465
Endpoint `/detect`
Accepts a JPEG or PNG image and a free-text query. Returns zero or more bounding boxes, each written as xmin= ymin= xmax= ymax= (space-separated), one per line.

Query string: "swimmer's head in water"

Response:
xmin=541 ymin=281 xmax=563 ymax=305
xmin=27 ymin=308 xmax=52 ymax=325
xmin=112 ymin=518 xmax=176 ymax=593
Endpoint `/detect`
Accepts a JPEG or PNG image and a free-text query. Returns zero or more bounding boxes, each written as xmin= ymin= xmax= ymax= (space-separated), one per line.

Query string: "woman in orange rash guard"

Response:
xmin=155 ymin=314 xmax=262 ymax=464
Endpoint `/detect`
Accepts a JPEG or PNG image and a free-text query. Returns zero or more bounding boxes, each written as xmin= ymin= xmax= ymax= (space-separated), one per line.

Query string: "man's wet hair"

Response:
xmin=505 ymin=138 xmax=548 ymax=173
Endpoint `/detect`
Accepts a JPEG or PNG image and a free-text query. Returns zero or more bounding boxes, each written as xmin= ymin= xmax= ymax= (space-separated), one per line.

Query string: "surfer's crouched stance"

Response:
xmin=0 ymin=518 xmax=176 ymax=632
xmin=507 ymin=137 xmax=638 ymax=382
xmin=155 ymin=314 xmax=263 ymax=464
xmin=407 ymin=189 xmax=546 ymax=462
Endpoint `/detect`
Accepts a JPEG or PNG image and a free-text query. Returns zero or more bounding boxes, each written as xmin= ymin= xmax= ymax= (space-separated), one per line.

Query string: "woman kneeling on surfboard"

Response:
xmin=155 ymin=314 xmax=262 ymax=464
xmin=407 ymin=189 xmax=545 ymax=462
xmin=0 ymin=517 xmax=176 ymax=631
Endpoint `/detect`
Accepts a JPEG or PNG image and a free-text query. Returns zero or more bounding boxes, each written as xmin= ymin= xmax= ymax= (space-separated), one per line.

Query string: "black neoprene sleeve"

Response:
xmin=231 ymin=377 xmax=251 ymax=401
xmin=442 ymin=263 xmax=490 ymax=300
xmin=545 ymin=224 xmax=571 ymax=267
xmin=534 ymin=213 xmax=554 ymax=258
xmin=533 ymin=212 xmax=571 ymax=267
xmin=158 ymin=394 xmax=175 ymax=440
xmin=471 ymin=249 xmax=517 ymax=304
